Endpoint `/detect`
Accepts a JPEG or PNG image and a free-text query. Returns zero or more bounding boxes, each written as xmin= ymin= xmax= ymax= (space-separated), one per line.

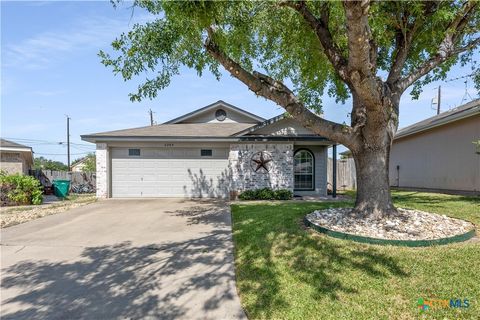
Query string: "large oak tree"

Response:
xmin=100 ymin=0 xmax=479 ymax=217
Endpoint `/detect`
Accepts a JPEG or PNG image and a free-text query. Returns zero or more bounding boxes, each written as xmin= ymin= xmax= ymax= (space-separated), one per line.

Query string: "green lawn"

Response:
xmin=231 ymin=191 xmax=480 ymax=319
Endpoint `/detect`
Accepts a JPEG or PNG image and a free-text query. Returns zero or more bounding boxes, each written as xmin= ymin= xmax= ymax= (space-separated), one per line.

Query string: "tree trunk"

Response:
xmin=352 ymin=142 xmax=397 ymax=218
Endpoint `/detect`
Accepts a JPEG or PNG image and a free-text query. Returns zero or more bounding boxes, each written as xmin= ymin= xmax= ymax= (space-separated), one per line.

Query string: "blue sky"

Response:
xmin=2 ymin=1 xmax=478 ymax=163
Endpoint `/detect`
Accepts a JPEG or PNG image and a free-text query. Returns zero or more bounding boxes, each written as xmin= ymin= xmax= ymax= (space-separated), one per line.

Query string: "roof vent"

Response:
xmin=215 ymin=109 xmax=227 ymax=121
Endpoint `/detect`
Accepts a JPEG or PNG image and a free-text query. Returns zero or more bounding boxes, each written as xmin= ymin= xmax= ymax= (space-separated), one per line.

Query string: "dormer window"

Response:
xmin=215 ymin=109 xmax=227 ymax=121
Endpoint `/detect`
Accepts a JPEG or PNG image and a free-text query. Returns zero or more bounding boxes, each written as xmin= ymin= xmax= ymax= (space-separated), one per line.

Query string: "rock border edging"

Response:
xmin=304 ymin=216 xmax=476 ymax=247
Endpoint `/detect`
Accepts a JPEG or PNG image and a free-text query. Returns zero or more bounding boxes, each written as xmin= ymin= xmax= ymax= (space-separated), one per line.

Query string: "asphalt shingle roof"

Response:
xmin=395 ymin=99 xmax=480 ymax=139
xmin=0 ymin=138 xmax=32 ymax=149
xmin=83 ymin=123 xmax=256 ymax=138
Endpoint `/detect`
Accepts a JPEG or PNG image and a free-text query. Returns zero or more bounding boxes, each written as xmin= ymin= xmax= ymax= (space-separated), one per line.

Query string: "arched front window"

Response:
xmin=294 ymin=149 xmax=314 ymax=190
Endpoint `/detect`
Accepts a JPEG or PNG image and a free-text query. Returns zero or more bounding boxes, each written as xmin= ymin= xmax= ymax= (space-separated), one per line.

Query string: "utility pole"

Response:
xmin=66 ymin=115 xmax=71 ymax=171
xmin=148 ymin=109 xmax=155 ymax=126
xmin=437 ymin=85 xmax=441 ymax=115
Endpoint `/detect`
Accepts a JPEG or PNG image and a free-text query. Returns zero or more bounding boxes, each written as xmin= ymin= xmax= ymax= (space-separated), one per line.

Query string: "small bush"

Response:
xmin=238 ymin=188 xmax=293 ymax=201
xmin=274 ymin=189 xmax=293 ymax=200
xmin=0 ymin=171 xmax=43 ymax=206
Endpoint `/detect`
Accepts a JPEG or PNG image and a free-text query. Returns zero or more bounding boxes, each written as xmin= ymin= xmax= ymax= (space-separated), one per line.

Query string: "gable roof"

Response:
xmin=0 ymin=138 xmax=33 ymax=152
xmin=81 ymin=123 xmax=256 ymax=142
xmin=81 ymin=101 xmax=334 ymax=143
xmin=163 ymin=100 xmax=265 ymax=124
xmin=72 ymin=156 xmax=88 ymax=166
xmin=232 ymin=114 xmax=286 ymax=136
xmin=395 ymin=99 xmax=480 ymax=140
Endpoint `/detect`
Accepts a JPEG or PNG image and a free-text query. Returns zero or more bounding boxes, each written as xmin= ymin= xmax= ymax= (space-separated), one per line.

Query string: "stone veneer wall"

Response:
xmin=96 ymin=143 xmax=109 ymax=198
xmin=228 ymin=143 xmax=294 ymax=191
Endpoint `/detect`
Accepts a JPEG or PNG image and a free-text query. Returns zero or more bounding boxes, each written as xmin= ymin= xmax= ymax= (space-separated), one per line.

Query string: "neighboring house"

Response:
xmin=71 ymin=157 xmax=87 ymax=172
xmin=339 ymin=150 xmax=353 ymax=159
xmin=0 ymin=139 xmax=34 ymax=175
xmin=81 ymin=100 xmax=334 ymax=198
xmin=389 ymin=99 xmax=480 ymax=194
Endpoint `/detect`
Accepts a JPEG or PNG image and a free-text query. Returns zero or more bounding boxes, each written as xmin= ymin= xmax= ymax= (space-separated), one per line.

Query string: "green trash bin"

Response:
xmin=53 ymin=180 xmax=71 ymax=198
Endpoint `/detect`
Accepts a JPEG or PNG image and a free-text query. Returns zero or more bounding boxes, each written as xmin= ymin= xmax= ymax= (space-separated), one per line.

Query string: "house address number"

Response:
xmin=164 ymin=143 xmax=174 ymax=147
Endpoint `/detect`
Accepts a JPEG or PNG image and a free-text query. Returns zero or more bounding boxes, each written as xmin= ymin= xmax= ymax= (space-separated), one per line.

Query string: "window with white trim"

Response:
xmin=294 ymin=149 xmax=314 ymax=190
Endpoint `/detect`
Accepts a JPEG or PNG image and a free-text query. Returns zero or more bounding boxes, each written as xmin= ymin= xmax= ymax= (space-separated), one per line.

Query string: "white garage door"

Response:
xmin=111 ymin=147 xmax=230 ymax=198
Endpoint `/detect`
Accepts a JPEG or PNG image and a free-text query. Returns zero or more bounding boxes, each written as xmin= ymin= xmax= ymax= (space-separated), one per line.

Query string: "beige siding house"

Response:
xmin=389 ymin=99 xmax=480 ymax=194
xmin=0 ymin=139 xmax=34 ymax=175
xmin=71 ymin=158 xmax=87 ymax=172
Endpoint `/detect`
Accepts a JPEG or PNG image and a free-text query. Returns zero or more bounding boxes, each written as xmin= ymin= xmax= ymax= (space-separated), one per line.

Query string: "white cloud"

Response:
xmin=3 ymin=13 xmax=153 ymax=70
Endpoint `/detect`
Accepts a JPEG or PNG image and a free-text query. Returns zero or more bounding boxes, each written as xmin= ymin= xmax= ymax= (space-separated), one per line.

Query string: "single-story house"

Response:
xmin=0 ymin=139 xmax=34 ymax=175
xmin=81 ymin=100 xmax=334 ymax=198
xmin=389 ymin=99 xmax=480 ymax=194
xmin=71 ymin=157 xmax=87 ymax=172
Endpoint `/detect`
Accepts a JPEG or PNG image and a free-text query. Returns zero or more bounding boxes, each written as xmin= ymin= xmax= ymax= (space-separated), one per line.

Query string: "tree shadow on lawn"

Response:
xmin=391 ymin=191 xmax=480 ymax=206
xmin=232 ymin=202 xmax=409 ymax=317
xmin=1 ymin=231 xmax=241 ymax=320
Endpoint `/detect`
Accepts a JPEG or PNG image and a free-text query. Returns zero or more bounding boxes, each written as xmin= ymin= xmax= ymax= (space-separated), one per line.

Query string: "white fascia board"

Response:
xmin=0 ymin=147 xmax=33 ymax=152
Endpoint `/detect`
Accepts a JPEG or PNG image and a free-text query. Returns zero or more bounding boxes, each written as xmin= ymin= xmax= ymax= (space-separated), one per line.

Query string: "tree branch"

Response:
xmin=397 ymin=37 xmax=480 ymax=91
xmin=386 ymin=2 xmax=438 ymax=85
xmin=204 ymin=27 xmax=357 ymax=148
xmin=343 ymin=0 xmax=375 ymax=78
xmin=341 ymin=0 xmax=390 ymax=111
xmin=281 ymin=1 xmax=349 ymax=82
xmin=284 ymin=0 xmax=384 ymax=111
xmin=396 ymin=1 xmax=479 ymax=91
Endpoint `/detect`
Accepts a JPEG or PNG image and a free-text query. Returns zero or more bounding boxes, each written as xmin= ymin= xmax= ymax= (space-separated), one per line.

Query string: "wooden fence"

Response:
xmin=30 ymin=170 xmax=95 ymax=189
xmin=327 ymin=158 xmax=356 ymax=190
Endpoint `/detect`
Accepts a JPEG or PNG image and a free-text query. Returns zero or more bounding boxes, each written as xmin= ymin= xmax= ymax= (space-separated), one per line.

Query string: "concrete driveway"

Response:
xmin=1 ymin=199 xmax=246 ymax=320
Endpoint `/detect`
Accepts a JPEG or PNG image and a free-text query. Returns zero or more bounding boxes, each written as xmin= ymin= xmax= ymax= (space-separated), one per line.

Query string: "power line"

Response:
xmin=3 ymin=137 xmax=94 ymax=147
xmin=34 ymin=152 xmax=90 ymax=156
xmin=445 ymin=73 xmax=475 ymax=82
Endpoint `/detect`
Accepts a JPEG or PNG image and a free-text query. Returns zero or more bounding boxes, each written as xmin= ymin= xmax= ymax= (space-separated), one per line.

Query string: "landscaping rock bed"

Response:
xmin=306 ymin=208 xmax=475 ymax=241
xmin=0 ymin=195 xmax=96 ymax=228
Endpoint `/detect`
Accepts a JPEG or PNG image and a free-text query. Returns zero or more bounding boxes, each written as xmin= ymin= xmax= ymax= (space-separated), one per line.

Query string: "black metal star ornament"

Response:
xmin=251 ymin=152 xmax=272 ymax=173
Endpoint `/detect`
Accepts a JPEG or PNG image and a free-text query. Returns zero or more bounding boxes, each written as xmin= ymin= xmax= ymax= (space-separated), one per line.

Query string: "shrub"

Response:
xmin=238 ymin=188 xmax=293 ymax=201
xmin=238 ymin=189 xmax=257 ymax=200
xmin=257 ymin=188 xmax=275 ymax=199
xmin=0 ymin=171 xmax=43 ymax=206
xmin=274 ymin=189 xmax=293 ymax=200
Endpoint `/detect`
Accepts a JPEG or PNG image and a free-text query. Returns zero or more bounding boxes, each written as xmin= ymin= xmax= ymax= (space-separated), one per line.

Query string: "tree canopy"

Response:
xmin=81 ymin=153 xmax=96 ymax=173
xmin=100 ymin=0 xmax=479 ymax=216
xmin=100 ymin=0 xmax=479 ymax=110
xmin=33 ymin=157 xmax=68 ymax=171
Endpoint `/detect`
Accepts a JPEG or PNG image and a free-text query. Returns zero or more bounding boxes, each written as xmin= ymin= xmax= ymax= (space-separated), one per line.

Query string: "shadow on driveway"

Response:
xmin=1 ymin=199 xmax=245 ymax=319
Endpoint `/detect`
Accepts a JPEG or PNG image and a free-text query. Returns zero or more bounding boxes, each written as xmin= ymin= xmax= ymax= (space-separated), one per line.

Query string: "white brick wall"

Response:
xmin=96 ymin=143 xmax=108 ymax=198
xmin=229 ymin=143 xmax=294 ymax=191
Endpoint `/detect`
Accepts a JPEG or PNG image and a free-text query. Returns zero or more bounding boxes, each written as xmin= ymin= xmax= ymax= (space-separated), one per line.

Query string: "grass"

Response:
xmin=231 ymin=190 xmax=480 ymax=319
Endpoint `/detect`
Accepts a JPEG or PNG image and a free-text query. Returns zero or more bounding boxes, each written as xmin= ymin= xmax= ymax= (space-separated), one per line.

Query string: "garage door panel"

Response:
xmin=111 ymin=147 xmax=230 ymax=198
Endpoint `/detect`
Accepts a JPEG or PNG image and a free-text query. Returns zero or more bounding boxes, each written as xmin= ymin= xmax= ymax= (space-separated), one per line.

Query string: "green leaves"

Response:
xmin=101 ymin=0 xmax=479 ymax=107
xmin=33 ymin=157 xmax=68 ymax=171
xmin=0 ymin=172 xmax=43 ymax=205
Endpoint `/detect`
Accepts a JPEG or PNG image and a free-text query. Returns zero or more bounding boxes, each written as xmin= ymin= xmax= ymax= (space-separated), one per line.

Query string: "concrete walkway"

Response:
xmin=1 ymin=199 xmax=246 ymax=320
